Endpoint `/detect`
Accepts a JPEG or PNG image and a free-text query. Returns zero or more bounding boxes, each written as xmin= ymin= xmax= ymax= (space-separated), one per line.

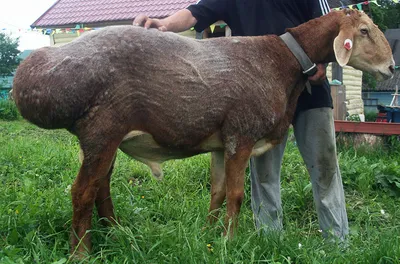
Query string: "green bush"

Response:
xmin=363 ymin=71 xmax=377 ymax=90
xmin=0 ymin=100 xmax=20 ymax=120
xmin=346 ymin=114 xmax=361 ymax=122
xmin=365 ymin=111 xmax=378 ymax=122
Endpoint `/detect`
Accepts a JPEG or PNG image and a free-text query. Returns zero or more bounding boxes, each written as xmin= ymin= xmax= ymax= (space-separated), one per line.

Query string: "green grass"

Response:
xmin=0 ymin=100 xmax=20 ymax=121
xmin=0 ymin=120 xmax=399 ymax=263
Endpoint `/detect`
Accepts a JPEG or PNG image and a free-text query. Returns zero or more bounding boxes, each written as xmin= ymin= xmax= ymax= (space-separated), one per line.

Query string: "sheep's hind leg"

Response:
xmin=208 ymin=151 xmax=226 ymax=224
xmin=224 ymin=141 xmax=253 ymax=238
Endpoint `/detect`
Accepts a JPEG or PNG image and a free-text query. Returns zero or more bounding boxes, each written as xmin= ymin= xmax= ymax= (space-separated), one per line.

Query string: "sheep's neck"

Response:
xmin=286 ymin=12 xmax=342 ymax=64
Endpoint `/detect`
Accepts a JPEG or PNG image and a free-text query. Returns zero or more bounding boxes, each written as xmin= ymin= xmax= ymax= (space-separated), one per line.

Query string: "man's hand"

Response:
xmin=308 ymin=63 xmax=326 ymax=85
xmin=133 ymin=14 xmax=167 ymax=31
xmin=133 ymin=10 xmax=197 ymax=33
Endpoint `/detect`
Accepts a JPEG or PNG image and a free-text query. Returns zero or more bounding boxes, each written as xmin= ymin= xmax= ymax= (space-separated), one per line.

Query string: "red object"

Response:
xmin=376 ymin=112 xmax=388 ymax=123
xmin=344 ymin=40 xmax=352 ymax=50
xmin=32 ymin=0 xmax=198 ymax=27
xmin=335 ymin=121 xmax=400 ymax=135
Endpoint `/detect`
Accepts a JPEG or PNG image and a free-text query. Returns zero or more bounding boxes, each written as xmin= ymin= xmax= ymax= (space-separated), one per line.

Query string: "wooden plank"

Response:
xmin=335 ymin=121 xmax=400 ymax=135
xmin=331 ymin=85 xmax=346 ymax=120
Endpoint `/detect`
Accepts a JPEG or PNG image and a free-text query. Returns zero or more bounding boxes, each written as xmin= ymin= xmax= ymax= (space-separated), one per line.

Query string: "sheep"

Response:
xmin=12 ymin=9 xmax=394 ymax=255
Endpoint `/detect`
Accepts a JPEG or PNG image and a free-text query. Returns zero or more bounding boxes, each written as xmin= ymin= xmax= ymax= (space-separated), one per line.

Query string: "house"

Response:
xmin=31 ymin=0 xmax=364 ymax=119
xmin=0 ymin=50 xmax=33 ymax=100
xmin=363 ymin=28 xmax=400 ymax=113
xmin=31 ymin=0 xmax=199 ymax=45
xmin=0 ymin=76 xmax=14 ymax=99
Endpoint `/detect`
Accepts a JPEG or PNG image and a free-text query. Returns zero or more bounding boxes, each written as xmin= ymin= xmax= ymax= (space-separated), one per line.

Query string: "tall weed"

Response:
xmin=0 ymin=100 xmax=20 ymax=121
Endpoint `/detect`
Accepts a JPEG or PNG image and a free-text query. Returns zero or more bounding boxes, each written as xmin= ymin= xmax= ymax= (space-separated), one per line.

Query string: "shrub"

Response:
xmin=365 ymin=111 xmax=378 ymax=122
xmin=0 ymin=100 xmax=20 ymax=120
xmin=363 ymin=71 xmax=377 ymax=90
xmin=346 ymin=114 xmax=361 ymax=122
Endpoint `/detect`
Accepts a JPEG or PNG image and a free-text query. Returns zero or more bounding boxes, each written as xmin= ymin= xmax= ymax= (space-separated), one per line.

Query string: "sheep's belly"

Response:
xmin=119 ymin=130 xmax=275 ymax=165
xmin=119 ymin=131 xmax=223 ymax=164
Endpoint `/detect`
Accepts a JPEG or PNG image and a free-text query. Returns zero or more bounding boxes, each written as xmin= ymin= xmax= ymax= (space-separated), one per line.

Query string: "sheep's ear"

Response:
xmin=334 ymin=29 xmax=354 ymax=67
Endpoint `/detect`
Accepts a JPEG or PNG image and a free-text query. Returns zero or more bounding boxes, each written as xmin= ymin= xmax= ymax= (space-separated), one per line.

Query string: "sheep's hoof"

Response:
xmin=149 ymin=164 xmax=163 ymax=180
xmin=69 ymin=246 xmax=91 ymax=262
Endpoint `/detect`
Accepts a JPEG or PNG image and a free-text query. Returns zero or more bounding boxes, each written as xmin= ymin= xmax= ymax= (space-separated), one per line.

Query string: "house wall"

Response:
xmin=0 ymin=89 xmax=10 ymax=100
xmin=179 ymin=30 xmax=197 ymax=39
xmin=327 ymin=64 xmax=364 ymax=116
xmin=1 ymin=76 xmax=14 ymax=100
xmin=363 ymin=91 xmax=394 ymax=113
xmin=51 ymin=33 xmax=80 ymax=46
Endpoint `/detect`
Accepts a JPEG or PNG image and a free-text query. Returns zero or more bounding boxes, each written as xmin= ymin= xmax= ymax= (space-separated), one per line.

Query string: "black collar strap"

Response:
xmin=279 ymin=32 xmax=317 ymax=76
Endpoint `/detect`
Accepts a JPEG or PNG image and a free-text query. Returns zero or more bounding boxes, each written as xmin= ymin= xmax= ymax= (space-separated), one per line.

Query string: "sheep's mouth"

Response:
xmin=376 ymin=70 xmax=393 ymax=81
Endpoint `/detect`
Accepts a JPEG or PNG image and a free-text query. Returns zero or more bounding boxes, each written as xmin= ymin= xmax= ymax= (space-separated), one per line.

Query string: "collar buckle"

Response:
xmin=302 ymin=63 xmax=317 ymax=76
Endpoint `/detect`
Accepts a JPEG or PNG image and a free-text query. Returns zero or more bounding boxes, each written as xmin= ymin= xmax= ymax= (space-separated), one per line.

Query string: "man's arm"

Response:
xmin=133 ymin=9 xmax=197 ymax=33
xmin=133 ymin=0 xmax=229 ymax=33
xmin=307 ymin=0 xmax=330 ymax=83
xmin=308 ymin=0 xmax=330 ymax=19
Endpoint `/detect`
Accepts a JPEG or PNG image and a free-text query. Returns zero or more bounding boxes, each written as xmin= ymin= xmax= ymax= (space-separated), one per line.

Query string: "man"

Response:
xmin=133 ymin=0 xmax=349 ymax=240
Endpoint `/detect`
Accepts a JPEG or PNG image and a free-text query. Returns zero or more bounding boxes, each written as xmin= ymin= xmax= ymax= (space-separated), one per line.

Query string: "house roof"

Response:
xmin=19 ymin=50 xmax=33 ymax=60
xmin=32 ymin=0 xmax=198 ymax=28
xmin=364 ymin=70 xmax=400 ymax=92
xmin=386 ymin=29 xmax=400 ymax=65
xmin=31 ymin=0 xmax=358 ymax=28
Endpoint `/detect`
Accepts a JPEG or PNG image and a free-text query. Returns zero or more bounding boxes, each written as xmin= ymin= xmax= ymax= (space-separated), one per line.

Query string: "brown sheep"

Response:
xmin=12 ymin=9 xmax=394 ymax=255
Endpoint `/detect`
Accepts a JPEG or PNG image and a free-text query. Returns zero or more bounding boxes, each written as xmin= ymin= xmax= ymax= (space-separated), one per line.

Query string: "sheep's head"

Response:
xmin=334 ymin=9 xmax=395 ymax=81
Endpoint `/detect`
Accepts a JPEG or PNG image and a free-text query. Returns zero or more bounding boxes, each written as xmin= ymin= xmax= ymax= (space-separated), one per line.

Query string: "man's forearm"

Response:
xmin=160 ymin=9 xmax=197 ymax=33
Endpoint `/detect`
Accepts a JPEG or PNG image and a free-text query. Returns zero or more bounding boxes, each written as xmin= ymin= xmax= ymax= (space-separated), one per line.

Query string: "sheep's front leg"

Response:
xmin=79 ymin=148 xmax=117 ymax=226
xmin=208 ymin=151 xmax=226 ymax=224
xmin=95 ymin=154 xmax=117 ymax=226
xmin=224 ymin=142 xmax=253 ymax=237
xmin=70 ymin=139 xmax=120 ymax=257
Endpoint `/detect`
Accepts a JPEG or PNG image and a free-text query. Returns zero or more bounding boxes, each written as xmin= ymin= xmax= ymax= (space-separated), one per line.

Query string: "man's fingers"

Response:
xmin=144 ymin=19 xmax=153 ymax=29
xmin=308 ymin=71 xmax=325 ymax=84
xmin=134 ymin=15 xmax=165 ymax=31
xmin=158 ymin=26 xmax=167 ymax=32
xmin=308 ymin=64 xmax=326 ymax=82
xmin=133 ymin=14 xmax=148 ymax=26
xmin=308 ymin=72 xmax=325 ymax=82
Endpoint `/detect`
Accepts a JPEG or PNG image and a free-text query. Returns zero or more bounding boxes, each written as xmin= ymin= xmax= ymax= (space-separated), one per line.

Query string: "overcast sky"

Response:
xmin=0 ymin=0 xmax=58 ymax=51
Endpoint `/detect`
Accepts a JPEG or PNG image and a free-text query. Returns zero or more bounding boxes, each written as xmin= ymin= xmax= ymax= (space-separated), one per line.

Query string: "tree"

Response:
xmin=371 ymin=0 xmax=400 ymax=31
xmin=0 ymin=32 xmax=20 ymax=77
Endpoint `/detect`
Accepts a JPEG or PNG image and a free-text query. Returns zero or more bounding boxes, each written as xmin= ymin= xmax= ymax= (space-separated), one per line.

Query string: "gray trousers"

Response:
xmin=250 ymin=107 xmax=349 ymax=240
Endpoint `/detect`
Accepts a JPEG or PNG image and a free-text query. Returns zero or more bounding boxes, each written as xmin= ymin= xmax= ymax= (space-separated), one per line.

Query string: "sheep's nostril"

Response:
xmin=389 ymin=65 xmax=395 ymax=74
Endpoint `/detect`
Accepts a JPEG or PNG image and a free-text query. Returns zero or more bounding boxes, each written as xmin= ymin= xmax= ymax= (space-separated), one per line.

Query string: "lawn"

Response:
xmin=0 ymin=120 xmax=399 ymax=263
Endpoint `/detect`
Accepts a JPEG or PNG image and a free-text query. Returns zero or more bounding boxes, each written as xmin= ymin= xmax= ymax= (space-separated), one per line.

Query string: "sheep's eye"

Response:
xmin=360 ymin=28 xmax=369 ymax=35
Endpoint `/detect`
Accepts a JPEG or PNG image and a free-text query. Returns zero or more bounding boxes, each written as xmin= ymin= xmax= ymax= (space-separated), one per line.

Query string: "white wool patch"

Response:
xmin=225 ymin=136 xmax=237 ymax=156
